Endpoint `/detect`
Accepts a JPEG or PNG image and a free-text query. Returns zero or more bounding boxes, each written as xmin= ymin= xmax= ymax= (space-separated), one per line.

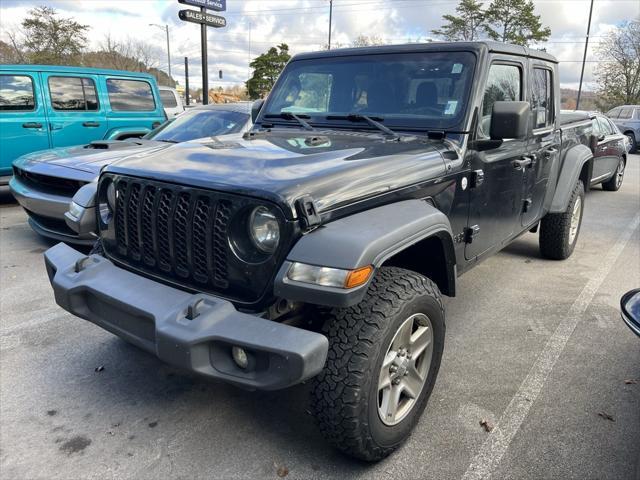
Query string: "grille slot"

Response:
xmin=110 ymin=178 xmax=232 ymax=293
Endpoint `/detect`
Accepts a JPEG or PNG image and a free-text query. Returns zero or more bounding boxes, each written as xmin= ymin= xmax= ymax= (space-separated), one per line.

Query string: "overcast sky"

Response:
xmin=1 ymin=0 xmax=638 ymax=91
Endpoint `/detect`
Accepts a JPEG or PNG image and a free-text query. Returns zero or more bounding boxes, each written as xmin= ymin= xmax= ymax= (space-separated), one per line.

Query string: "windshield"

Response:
xmin=262 ymin=51 xmax=476 ymax=131
xmin=146 ymin=109 xmax=249 ymax=142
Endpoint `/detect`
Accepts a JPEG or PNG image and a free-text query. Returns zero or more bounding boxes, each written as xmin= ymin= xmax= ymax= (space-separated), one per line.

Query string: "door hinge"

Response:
xmin=470 ymin=169 xmax=484 ymax=188
xmin=295 ymin=195 xmax=321 ymax=229
xmin=463 ymin=225 xmax=480 ymax=244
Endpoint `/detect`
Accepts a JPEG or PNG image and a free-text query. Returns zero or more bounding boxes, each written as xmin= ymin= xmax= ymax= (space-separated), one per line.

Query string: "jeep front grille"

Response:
xmin=100 ymin=174 xmax=292 ymax=306
xmin=112 ymin=178 xmax=231 ymax=289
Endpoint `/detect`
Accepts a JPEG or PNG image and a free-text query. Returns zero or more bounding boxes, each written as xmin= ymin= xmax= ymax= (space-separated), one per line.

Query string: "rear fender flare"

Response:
xmin=550 ymin=144 xmax=592 ymax=213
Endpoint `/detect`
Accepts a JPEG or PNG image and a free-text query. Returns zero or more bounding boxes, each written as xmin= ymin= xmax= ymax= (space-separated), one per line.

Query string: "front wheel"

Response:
xmin=310 ymin=267 xmax=445 ymax=461
xmin=539 ymin=179 xmax=585 ymax=260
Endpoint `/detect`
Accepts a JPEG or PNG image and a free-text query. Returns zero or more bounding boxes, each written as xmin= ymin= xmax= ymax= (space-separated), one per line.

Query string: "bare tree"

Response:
xmin=594 ymin=21 xmax=640 ymax=110
xmin=351 ymin=34 xmax=385 ymax=47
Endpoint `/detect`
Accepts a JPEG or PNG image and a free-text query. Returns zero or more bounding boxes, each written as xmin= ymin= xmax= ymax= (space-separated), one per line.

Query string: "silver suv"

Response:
xmin=607 ymin=105 xmax=639 ymax=153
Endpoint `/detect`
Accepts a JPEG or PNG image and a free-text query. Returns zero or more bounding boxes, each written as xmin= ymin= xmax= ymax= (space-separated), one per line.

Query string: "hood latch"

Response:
xmin=295 ymin=195 xmax=321 ymax=229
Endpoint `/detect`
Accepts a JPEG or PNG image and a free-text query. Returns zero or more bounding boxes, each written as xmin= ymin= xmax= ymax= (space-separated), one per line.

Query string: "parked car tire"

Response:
xmin=310 ymin=266 xmax=445 ymax=461
xmin=625 ymin=133 xmax=637 ymax=154
xmin=539 ymin=180 xmax=585 ymax=260
xmin=602 ymin=157 xmax=626 ymax=191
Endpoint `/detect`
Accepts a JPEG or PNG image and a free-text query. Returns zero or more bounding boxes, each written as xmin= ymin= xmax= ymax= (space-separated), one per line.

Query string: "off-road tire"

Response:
xmin=310 ymin=267 xmax=445 ymax=461
xmin=601 ymin=158 xmax=625 ymax=191
xmin=539 ymin=180 xmax=584 ymax=260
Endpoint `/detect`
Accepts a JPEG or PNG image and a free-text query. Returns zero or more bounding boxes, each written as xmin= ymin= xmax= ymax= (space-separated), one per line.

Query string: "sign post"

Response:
xmin=177 ymin=0 xmax=226 ymax=106
xmin=184 ymin=57 xmax=190 ymax=106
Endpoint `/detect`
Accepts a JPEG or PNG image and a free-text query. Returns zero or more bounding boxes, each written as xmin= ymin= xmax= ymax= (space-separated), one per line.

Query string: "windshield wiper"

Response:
xmin=156 ymin=139 xmax=179 ymax=144
xmin=326 ymin=113 xmax=400 ymax=140
xmin=264 ymin=111 xmax=315 ymax=131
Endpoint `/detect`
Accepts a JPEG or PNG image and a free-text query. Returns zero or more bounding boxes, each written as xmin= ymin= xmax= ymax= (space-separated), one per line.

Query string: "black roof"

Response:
xmin=293 ymin=41 xmax=557 ymax=63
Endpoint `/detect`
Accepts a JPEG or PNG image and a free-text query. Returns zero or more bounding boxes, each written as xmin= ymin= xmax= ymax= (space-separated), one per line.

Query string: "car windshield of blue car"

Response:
xmin=147 ymin=109 xmax=249 ymax=143
xmin=262 ymin=51 xmax=476 ymax=131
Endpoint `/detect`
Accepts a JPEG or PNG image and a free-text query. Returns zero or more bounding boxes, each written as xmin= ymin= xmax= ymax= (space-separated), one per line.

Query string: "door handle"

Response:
xmin=512 ymin=157 xmax=533 ymax=170
xmin=544 ymin=147 xmax=558 ymax=159
xmin=82 ymin=121 xmax=101 ymax=127
xmin=22 ymin=122 xmax=42 ymax=129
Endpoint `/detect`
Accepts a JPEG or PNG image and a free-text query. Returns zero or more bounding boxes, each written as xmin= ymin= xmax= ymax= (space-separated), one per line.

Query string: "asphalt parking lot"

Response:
xmin=1 ymin=156 xmax=638 ymax=480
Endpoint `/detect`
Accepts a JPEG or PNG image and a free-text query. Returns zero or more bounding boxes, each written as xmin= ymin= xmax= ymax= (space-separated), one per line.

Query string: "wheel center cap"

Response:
xmin=392 ymin=356 xmax=410 ymax=379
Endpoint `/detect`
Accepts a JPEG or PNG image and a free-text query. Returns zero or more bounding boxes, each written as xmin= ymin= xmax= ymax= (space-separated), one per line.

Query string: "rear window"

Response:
xmin=107 ymin=79 xmax=155 ymax=111
xmin=159 ymin=90 xmax=178 ymax=108
xmin=48 ymin=76 xmax=99 ymax=111
xmin=0 ymin=75 xmax=35 ymax=111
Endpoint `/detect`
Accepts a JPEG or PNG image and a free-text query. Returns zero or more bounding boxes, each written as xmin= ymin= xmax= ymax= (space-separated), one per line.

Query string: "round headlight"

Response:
xmin=248 ymin=206 xmax=280 ymax=254
xmin=99 ymin=180 xmax=115 ymax=225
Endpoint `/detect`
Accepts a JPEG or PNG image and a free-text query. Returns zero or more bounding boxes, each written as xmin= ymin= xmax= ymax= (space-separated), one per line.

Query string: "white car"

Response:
xmin=159 ymin=86 xmax=185 ymax=117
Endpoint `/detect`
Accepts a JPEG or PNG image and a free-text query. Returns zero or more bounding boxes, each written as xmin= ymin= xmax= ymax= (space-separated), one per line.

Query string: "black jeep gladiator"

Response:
xmin=45 ymin=41 xmax=594 ymax=461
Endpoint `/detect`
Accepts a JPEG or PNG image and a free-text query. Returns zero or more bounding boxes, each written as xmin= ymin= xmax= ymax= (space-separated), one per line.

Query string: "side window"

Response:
xmin=619 ymin=107 xmax=632 ymax=119
xmin=607 ymin=108 xmax=619 ymax=119
xmin=0 ymin=75 xmax=36 ymax=111
xmin=597 ymin=117 xmax=612 ymax=135
xmin=107 ymin=79 xmax=155 ymax=111
xmin=591 ymin=118 xmax=601 ymax=136
xmin=48 ymin=76 xmax=99 ymax=111
xmin=608 ymin=119 xmax=620 ymax=133
xmin=480 ymin=63 xmax=522 ymax=137
xmin=159 ymin=90 xmax=177 ymax=108
xmin=531 ymin=68 xmax=553 ymax=129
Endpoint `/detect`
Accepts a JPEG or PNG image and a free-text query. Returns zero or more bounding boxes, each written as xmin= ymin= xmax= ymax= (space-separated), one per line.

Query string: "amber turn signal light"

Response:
xmin=344 ymin=265 xmax=374 ymax=289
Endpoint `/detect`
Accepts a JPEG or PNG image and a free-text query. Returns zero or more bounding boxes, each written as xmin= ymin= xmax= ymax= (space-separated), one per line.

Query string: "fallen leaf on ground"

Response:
xmin=624 ymin=379 xmax=637 ymax=384
xmin=480 ymin=419 xmax=494 ymax=432
xmin=597 ymin=412 xmax=615 ymax=422
xmin=276 ymin=465 xmax=289 ymax=478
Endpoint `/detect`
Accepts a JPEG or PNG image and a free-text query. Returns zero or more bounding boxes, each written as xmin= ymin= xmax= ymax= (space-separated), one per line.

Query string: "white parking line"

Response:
xmin=462 ymin=214 xmax=640 ymax=480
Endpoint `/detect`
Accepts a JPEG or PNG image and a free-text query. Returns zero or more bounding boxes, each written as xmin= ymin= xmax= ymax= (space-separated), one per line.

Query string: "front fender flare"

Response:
xmin=274 ymin=199 xmax=455 ymax=307
xmin=549 ymin=144 xmax=592 ymax=213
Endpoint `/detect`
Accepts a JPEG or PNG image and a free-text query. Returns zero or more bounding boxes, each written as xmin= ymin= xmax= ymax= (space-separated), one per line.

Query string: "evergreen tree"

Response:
xmin=484 ymin=0 xmax=551 ymax=46
xmin=432 ymin=0 xmax=486 ymax=42
xmin=246 ymin=44 xmax=291 ymax=100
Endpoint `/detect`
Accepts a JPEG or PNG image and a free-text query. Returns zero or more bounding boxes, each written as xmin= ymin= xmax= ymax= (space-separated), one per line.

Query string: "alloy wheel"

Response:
xmin=378 ymin=313 xmax=433 ymax=426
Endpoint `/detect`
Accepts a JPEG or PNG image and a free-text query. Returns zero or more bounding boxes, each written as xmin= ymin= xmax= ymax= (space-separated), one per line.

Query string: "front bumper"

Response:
xmin=9 ymin=177 xmax=95 ymax=245
xmin=44 ymin=243 xmax=329 ymax=390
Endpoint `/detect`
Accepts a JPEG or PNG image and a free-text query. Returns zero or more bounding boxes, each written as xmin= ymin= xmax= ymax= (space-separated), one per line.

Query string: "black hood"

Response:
xmin=104 ymin=130 xmax=447 ymax=217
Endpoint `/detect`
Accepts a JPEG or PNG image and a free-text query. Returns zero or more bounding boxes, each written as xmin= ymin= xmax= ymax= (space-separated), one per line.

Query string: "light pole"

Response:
xmin=328 ymin=0 xmax=333 ymax=50
xmin=576 ymin=0 xmax=594 ymax=110
xmin=149 ymin=23 xmax=172 ymax=81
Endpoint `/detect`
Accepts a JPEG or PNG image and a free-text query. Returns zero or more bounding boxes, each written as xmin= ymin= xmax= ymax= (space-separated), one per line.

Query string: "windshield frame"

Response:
xmin=258 ymin=50 xmax=478 ymax=133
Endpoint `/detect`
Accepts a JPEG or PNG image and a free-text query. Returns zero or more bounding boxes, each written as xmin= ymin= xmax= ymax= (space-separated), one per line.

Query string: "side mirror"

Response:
xmin=490 ymin=101 xmax=530 ymax=140
xmin=251 ymin=99 xmax=265 ymax=123
xmin=64 ymin=182 xmax=98 ymax=236
xmin=621 ymin=289 xmax=640 ymax=337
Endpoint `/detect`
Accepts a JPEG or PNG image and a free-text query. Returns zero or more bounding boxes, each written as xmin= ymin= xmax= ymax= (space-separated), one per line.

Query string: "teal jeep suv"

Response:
xmin=0 ymin=65 xmax=166 ymax=184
